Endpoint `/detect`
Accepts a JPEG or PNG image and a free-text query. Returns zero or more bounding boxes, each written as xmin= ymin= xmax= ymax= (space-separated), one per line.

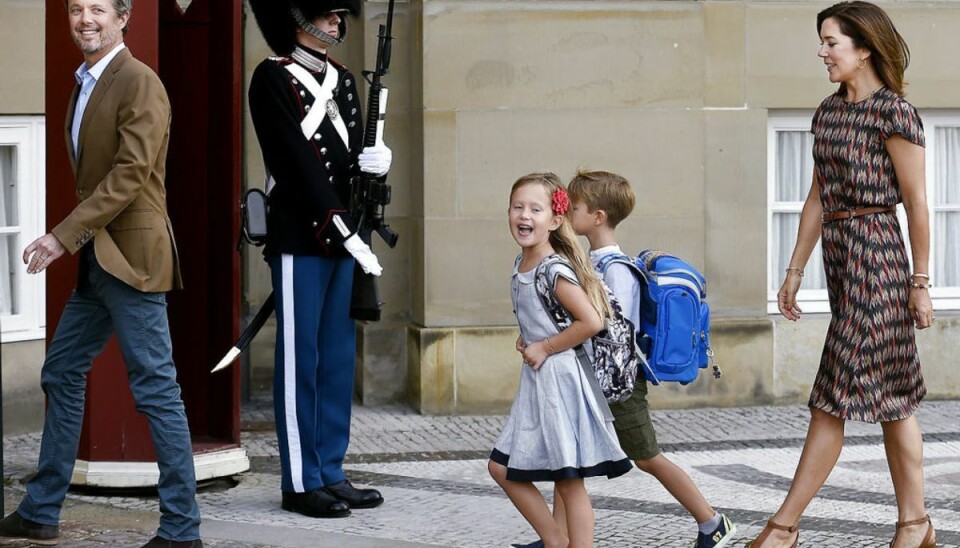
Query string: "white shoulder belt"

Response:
xmin=284 ymin=63 xmax=350 ymax=150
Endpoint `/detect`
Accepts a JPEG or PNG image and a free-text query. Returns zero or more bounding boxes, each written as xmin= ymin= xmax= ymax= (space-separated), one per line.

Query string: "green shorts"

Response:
xmin=608 ymin=381 xmax=660 ymax=461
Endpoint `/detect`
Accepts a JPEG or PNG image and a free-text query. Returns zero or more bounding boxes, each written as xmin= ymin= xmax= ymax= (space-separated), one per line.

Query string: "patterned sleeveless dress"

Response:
xmin=809 ymin=87 xmax=927 ymax=423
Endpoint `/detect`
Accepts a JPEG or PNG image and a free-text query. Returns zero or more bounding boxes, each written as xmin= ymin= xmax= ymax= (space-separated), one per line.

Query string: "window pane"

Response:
xmin=935 ymin=127 xmax=960 ymax=206
xmin=776 ymin=131 xmax=814 ymax=202
xmin=0 ymin=233 xmax=17 ymax=316
xmin=0 ymin=145 xmax=18 ymax=227
xmin=772 ymin=212 xmax=827 ymax=291
xmin=935 ymin=212 xmax=959 ymax=287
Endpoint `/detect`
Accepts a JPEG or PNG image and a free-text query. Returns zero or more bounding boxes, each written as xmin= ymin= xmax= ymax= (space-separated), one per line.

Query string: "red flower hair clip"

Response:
xmin=552 ymin=188 xmax=570 ymax=216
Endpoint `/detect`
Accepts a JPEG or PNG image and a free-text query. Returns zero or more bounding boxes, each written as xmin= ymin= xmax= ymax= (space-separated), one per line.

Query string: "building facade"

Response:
xmin=3 ymin=1 xmax=958 ymax=433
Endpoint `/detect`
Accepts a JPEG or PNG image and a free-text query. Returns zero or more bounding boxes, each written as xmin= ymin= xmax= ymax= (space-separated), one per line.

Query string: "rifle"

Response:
xmin=349 ymin=0 xmax=398 ymax=321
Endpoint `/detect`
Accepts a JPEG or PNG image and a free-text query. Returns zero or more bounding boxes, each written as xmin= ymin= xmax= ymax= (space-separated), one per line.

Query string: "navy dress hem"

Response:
xmin=490 ymin=449 xmax=633 ymax=482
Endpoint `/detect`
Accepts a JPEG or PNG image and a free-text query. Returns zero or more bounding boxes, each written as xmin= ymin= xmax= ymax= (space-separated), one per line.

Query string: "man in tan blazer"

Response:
xmin=0 ymin=2 xmax=202 ymax=547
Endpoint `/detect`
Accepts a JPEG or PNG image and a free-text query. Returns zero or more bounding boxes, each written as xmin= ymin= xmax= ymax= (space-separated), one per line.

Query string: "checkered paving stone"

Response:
xmin=2 ymin=397 xmax=958 ymax=547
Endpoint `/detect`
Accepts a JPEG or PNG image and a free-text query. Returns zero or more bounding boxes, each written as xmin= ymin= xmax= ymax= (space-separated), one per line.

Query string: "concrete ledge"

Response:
xmin=71 ymin=447 xmax=250 ymax=488
xmin=405 ymin=315 xmax=960 ymax=414
xmin=407 ymin=325 xmax=519 ymax=414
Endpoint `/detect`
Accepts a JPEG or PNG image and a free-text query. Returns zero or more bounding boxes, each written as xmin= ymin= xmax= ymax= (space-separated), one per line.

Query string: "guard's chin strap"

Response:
xmin=291 ymin=7 xmax=343 ymax=46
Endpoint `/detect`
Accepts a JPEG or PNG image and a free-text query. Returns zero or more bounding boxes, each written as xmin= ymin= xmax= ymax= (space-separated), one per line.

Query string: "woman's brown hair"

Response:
xmin=510 ymin=173 xmax=613 ymax=320
xmin=817 ymin=1 xmax=910 ymax=96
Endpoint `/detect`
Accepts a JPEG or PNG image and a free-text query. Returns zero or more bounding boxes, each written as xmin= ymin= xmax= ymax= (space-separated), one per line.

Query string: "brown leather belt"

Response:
xmin=822 ymin=205 xmax=897 ymax=223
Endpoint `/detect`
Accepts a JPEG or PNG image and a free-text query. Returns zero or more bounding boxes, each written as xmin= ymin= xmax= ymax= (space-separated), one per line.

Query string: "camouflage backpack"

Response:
xmin=534 ymin=254 xmax=640 ymax=403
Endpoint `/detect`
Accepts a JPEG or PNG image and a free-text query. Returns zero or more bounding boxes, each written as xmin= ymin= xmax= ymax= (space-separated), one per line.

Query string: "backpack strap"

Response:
xmin=596 ymin=252 xmax=631 ymax=274
xmin=534 ymin=255 xmax=575 ymax=331
xmin=532 ymin=254 xmax=614 ymax=421
xmin=596 ymin=252 xmax=646 ymax=283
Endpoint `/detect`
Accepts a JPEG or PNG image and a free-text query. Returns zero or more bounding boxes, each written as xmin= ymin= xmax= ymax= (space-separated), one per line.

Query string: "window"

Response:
xmin=1 ymin=116 xmax=45 ymax=342
xmin=767 ymin=112 xmax=829 ymax=314
xmin=767 ymin=111 xmax=960 ymax=313
xmin=923 ymin=113 xmax=960 ymax=308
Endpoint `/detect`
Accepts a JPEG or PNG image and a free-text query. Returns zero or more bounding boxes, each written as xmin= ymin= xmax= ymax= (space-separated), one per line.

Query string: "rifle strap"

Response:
xmin=284 ymin=63 xmax=350 ymax=150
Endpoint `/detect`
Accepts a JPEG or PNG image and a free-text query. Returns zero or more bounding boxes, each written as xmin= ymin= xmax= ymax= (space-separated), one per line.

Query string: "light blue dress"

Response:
xmin=490 ymin=256 xmax=632 ymax=482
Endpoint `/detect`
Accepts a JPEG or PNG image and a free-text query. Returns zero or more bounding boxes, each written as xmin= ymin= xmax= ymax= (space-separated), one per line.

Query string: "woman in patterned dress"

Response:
xmin=751 ymin=3 xmax=936 ymax=548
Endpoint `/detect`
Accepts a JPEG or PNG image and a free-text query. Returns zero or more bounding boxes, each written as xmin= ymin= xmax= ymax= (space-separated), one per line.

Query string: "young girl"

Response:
xmin=489 ymin=173 xmax=632 ymax=548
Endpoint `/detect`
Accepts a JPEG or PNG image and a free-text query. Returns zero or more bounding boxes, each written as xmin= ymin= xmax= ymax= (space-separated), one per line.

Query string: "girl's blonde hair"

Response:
xmin=511 ymin=173 xmax=613 ymax=320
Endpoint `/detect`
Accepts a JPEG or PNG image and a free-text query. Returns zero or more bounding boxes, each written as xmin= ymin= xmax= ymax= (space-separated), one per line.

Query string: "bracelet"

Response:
xmin=785 ymin=267 xmax=804 ymax=277
xmin=911 ymin=273 xmax=930 ymax=280
xmin=544 ymin=337 xmax=557 ymax=355
xmin=909 ymin=282 xmax=932 ymax=289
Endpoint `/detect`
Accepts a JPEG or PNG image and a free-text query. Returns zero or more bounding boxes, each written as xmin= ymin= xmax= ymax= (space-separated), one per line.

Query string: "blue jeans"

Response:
xmin=18 ymin=247 xmax=200 ymax=541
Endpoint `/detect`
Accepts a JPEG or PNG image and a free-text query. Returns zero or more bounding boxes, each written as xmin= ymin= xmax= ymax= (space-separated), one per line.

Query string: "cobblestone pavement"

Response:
xmin=2 ymin=396 xmax=959 ymax=547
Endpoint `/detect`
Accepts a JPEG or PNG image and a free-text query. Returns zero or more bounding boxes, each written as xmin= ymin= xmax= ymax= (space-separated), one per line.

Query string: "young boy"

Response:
xmin=568 ymin=169 xmax=736 ymax=548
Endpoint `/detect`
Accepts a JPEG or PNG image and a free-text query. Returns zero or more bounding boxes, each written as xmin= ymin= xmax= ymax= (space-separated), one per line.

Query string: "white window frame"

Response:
xmin=1 ymin=116 xmax=46 ymax=342
xmin=767 ymin=111 xmax=830 ymax=314
xmin=767 ymin=110 xmax=960 ymax=314
xmin=918 ymin=110 xmax=960 ymax=309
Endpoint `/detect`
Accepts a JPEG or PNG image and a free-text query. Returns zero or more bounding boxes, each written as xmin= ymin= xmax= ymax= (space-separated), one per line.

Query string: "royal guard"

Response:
xmin=247 ymin=0 xmax=391 ymax=518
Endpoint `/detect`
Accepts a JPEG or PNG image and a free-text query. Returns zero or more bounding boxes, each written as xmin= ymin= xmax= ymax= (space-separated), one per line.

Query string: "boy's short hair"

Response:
xmin=567 ymin=170 xmax=636 ymax=228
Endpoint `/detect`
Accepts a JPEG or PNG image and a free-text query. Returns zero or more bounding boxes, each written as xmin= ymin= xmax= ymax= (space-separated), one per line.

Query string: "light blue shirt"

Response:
xmin=71 ymin=42 xmax=126 ymax=160
xmin=590 ymin=244 xmax=641 ymax=331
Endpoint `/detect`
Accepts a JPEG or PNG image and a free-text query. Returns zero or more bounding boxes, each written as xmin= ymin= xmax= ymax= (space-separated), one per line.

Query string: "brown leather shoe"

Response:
xmin=890 ymin=514 xmax=936 ymax=548
xmin=748 ymin=520 xmax=798 ymax=548
xmin=0 ymin=511 xmax=60 ymax=545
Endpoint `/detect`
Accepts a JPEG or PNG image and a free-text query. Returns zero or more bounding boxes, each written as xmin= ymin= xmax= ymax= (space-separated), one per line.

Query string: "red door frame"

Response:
xmin=44 ymin=0 xmax=242 ymax=463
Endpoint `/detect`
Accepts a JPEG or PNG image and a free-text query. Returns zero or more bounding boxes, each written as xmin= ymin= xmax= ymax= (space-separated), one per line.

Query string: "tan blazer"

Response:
xmin=52 ymin=48 xmax=183 ymax=292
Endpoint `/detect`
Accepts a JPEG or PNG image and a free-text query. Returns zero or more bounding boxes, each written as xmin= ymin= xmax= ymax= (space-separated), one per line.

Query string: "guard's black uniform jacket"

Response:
xmin=249 ymin=53 xmax=363 ymax=257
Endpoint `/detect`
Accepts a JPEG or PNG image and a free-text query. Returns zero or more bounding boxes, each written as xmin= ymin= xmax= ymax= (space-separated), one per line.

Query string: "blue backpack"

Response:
xmin=596 ymin=250 xmax=721 ymax=386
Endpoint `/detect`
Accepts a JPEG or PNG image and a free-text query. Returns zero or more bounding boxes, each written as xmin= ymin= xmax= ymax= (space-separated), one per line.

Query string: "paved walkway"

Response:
xmin=2 ymin=396 xmax=959 ymax=547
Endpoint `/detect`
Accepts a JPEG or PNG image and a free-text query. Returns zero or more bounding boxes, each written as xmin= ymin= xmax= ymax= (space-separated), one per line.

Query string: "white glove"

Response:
xmin=358 ymin=144 xmax=392 ymax=177
xmin=343 ymin=234 xmax=383 ymax=276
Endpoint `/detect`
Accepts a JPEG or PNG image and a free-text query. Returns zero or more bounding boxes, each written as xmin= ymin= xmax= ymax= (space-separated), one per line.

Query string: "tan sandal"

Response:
xmin=748 ymin=520 xmax=799 ymax=548
xmin=891 ymin=514 xmax=936 ymax=548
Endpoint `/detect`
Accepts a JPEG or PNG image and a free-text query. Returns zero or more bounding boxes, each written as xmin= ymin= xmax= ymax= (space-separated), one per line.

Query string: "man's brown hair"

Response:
xmin=567 ymin=170 xmax=636 ymax=228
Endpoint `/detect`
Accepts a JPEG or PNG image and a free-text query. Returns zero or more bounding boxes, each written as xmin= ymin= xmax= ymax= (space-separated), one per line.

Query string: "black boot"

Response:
xmin=324 ymin=479 xmax=384 ymax=509
xmin=0 ymin=511 xmax=59 ymax=545
xmin=140 ymin=536 xmax=204 ymax=548
xmin=282 ymin=489 xmax=351 ymax=518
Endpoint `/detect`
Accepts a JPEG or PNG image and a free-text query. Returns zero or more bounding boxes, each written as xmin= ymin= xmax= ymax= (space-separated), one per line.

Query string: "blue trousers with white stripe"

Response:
xmin=269 ymin=253 xmax=356 ymax=493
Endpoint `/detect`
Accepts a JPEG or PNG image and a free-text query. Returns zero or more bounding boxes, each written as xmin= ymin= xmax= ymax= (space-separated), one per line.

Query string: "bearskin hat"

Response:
xmin=249 ymin=0 xmax=361 ymax=56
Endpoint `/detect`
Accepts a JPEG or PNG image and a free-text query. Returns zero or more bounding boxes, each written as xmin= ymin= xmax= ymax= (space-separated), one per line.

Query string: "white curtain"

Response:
xmin=935 ymin=127 xmax=960 ymax=288
xmin=0 ymin=145 xmax=14 ymax=316
xmin=774 ymin=131 xmax=826 ymax=291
